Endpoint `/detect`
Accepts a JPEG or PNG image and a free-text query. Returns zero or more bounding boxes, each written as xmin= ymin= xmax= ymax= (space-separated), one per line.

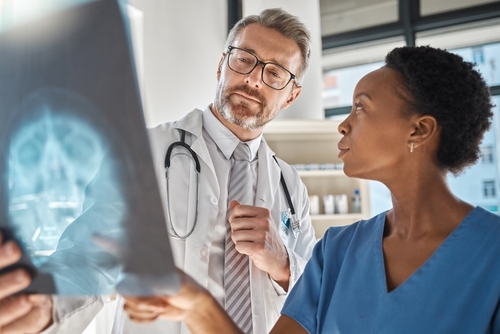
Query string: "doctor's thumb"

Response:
xmin=229 ymin=200 xmax=241 ymax=211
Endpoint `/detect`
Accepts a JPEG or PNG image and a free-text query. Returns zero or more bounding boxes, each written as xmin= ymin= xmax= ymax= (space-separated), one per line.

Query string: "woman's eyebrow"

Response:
xmin=354 ymin=92 xmax=372 ymax=101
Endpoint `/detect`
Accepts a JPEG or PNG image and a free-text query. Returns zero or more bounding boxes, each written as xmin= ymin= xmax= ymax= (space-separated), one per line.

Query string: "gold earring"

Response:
xmin=410 ymin=143 xmax=414 ymax=153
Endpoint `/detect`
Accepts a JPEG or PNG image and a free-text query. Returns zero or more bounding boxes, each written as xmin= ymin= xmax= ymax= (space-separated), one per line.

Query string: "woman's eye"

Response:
xmin=355 ymin=103 xmax=363 ymax=111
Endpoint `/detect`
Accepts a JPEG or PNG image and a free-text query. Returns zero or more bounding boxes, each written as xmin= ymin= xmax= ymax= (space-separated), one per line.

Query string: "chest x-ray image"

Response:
xmin=0 ymin=0 xmax=179 ymax=296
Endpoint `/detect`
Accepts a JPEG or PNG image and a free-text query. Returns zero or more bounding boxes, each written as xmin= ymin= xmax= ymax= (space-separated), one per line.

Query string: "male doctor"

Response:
xmin=0 ymin=8 xmax=316 ymax=334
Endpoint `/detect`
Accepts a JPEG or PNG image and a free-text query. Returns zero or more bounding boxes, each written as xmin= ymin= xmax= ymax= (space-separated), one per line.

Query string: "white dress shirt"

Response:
xmin=201 ymin=106 xmax=262 ymax=306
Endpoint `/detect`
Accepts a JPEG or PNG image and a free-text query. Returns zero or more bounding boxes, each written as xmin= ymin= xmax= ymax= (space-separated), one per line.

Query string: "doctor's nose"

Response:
xmin=244 ymin=65 xmax=263 ymax=89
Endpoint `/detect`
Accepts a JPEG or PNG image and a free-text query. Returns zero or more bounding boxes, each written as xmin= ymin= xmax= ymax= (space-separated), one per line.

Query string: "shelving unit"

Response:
xmin=264 ymin=119 xmax=371 ymax=239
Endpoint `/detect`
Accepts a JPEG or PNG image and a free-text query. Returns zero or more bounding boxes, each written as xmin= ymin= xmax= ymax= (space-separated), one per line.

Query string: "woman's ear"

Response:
xmin=408 ymin=115 xmax=439 ymax=152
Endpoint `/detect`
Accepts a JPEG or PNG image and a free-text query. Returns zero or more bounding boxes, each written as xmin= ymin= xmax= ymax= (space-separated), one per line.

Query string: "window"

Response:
xmin=450 ymin=43 xmax=500 ymax=86
xmin=323 ymin=61 xmax=384 ymax=110
xmin=320 ymin=0 xmax=398 ymax=36
xmin=324 ymin=47 xmax=500 ymax=215
xmin=320 ymin=0 xmax=500 ymax=215
xmin=484 ymin=180 xmax=497 ymax=198
xmin=447 ymin=95 xmax=499 ymax=214
xmin=420 ymin=0 xmax=498 ymax=16
xmin=482 ymin=146 xmax=495 ymax=164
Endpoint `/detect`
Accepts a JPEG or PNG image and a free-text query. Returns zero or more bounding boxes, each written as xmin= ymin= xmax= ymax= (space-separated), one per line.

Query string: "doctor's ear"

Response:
xmin=216 ymin=54 xmax=225 ymax=80
xmin=281 ymin=84 xmax=302 ymax=110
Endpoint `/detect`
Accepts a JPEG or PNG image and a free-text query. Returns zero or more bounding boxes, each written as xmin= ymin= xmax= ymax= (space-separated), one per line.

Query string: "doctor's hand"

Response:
xmin=124 ymin=270 xmax=242 ymax=334
xmin=228 ymin=200 xmax=290 ymax=291
xmin=0 ymin=232 xmax=53 ymax=334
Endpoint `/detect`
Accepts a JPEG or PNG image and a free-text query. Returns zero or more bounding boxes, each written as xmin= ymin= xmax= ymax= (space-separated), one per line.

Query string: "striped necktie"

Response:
xmin=224 ymin=142 xmax=253 ymax=334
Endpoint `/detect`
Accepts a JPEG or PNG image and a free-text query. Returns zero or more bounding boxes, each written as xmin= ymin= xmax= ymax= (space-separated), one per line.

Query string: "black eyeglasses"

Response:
xmin=226 ymin=46 xmax=297 ymax=91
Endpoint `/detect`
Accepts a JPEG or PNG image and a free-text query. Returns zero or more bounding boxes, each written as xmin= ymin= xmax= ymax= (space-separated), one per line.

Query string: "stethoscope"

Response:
xmin=164 ymin=129 xmax=301 ymax=240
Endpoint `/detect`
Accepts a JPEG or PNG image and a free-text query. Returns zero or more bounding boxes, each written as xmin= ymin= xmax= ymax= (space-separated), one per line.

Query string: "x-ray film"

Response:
xmin=0 ymin=0 xmax=180 ymax=296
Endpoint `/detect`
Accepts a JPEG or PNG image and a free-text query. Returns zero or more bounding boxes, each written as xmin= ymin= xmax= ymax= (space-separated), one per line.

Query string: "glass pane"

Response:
xmin=320 ymin=0 xmax=398 ymax=36
xmin=416 ymin=23 xmax=500 ymax=60
xmin=448 ymin=96 xmax=500 ymax=214
xmin=421 ymin=0 xmax=498 ymax=16
xmin=369 ymin=180 xmax=392 ymax=216
xmin=323 ymin=61 xmax=384 ymax=109
xmin=450 ymin=42 xmax=500 ymax=86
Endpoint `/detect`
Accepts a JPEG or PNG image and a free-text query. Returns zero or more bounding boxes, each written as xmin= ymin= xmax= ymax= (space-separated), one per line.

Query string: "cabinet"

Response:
xmin=263 ymin=119 xmax=371 ymax=239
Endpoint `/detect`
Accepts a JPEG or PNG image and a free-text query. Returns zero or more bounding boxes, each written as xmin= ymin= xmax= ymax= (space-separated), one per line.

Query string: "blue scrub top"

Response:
xmin=282 ymin=207 xmax=500 ymax=333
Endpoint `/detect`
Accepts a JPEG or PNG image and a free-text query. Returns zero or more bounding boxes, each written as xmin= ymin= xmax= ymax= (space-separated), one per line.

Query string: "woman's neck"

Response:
xmin=384 ymin=169 xmax=473 ymax=239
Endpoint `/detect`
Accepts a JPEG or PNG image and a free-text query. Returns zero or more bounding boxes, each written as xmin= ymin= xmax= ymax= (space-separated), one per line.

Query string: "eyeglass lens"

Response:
xmin=228 ymin=48 xmax=291 ymax=90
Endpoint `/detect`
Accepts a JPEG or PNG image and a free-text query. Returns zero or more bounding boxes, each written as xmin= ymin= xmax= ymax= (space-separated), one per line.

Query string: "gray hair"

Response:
xmin=224 ymin=8 xmax=311 ymax=83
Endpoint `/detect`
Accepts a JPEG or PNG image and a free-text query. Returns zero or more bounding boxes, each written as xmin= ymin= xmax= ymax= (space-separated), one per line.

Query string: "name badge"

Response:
xmin=280 ymin=209 xmax=292 ymax=240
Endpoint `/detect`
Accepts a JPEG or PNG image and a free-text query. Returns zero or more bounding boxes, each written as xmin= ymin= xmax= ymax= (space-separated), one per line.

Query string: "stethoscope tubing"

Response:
xmin=165 ymin=130 xmax=201 ymax=240
xmin=164 ymin=129 xmax=297 ymax=240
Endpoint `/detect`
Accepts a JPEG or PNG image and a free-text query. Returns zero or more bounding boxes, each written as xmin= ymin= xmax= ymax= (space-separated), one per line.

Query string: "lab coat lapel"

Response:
xmin=174 ymin=109 xmax=217 ymax=178
xmin=255 ymin=137 xmax=280 ymax=209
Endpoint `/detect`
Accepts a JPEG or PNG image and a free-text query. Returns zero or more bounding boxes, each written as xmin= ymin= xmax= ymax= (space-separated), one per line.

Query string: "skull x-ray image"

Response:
xmin=4 ymin=87 xmax=130 ymax=295
xmin=0 ymin=0 xmax=180 ymax=296
xmin=7 ymin=88 xmax=122 ymax=267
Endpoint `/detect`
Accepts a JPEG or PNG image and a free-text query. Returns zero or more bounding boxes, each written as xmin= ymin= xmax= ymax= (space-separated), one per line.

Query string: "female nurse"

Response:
xmin=124 ymin=46 xmax=500 ymax=334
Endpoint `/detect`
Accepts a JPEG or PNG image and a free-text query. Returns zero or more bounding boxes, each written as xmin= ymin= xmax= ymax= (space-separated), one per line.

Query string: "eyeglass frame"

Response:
xmin=226 ymin=45 xmax=299 ymax=91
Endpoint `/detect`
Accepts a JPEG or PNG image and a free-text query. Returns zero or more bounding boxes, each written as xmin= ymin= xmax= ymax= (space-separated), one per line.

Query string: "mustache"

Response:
xmin=227 ymin=85 xmax=265 ymax=104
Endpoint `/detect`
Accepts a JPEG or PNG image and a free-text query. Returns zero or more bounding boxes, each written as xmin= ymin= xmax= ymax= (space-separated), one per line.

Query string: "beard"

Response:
xmin=215 ymin=84 xmax=277 ymax=131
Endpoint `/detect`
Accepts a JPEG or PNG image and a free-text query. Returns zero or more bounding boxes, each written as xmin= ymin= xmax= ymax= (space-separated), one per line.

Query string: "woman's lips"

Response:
xmin=338 ymin=148 xmax=349 ymax=159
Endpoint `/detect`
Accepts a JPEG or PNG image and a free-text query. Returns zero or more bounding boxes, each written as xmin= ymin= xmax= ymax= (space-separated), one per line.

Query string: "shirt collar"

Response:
xmin=202 ymin=105 xmax=262 ymax=161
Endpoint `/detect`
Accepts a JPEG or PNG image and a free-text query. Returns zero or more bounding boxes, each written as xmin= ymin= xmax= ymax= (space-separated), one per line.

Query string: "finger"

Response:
xmin=158 ymin=304 xmax=186 ymax=321
xmin=123 ymin=296 xmax=167 ymax=313
xmin=231 ymin=229 xmax=263 ymax=243
xmin=228 ymin=205 xmax=259 ymax=218
xmin=229 ymin=200 xmax=240 ymax=211
xmin=124 ymin=304 xmax=161 ymax=323
xmin=2 ymin=295 xmax=53 ymax=334
xmin=0 ymin=295 xmax=31 ymax=327
xmin=0 ymin=269 xmax=31 ymax=300
xmin=229 ymin=214 xmax=274 ymax=232
xmin=127 ymin=314 xmax=160 ymax=324
xmin=0 ymin=241 xmax=22 ymax=269
xmin=231 ymin=242 xmax=255 ymax=256
xmin=233 ymin=235 xmax=268 ymax=253
xmin=228 ymin=205 xmax=267 ymax=221
xmin=228 ymin=216 xmax=257 ymax=232
xmin=26 ymin=294 xmax=52 ymax=306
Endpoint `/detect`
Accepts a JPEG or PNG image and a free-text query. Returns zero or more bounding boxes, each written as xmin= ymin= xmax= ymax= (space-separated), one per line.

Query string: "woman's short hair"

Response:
xmin=385 ymin=46 xmax=495 ymax=175
xmin=224 ymin=8 xmax=311 ymax=83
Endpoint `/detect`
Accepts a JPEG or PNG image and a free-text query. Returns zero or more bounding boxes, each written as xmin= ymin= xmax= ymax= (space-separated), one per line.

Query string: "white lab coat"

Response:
xmin=45 ymin=108 xmax=316 ymax=334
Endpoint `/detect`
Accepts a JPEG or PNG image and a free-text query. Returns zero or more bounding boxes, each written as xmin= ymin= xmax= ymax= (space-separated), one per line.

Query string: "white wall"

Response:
xmin=126 ymin=0 xmax=227 ymax=126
